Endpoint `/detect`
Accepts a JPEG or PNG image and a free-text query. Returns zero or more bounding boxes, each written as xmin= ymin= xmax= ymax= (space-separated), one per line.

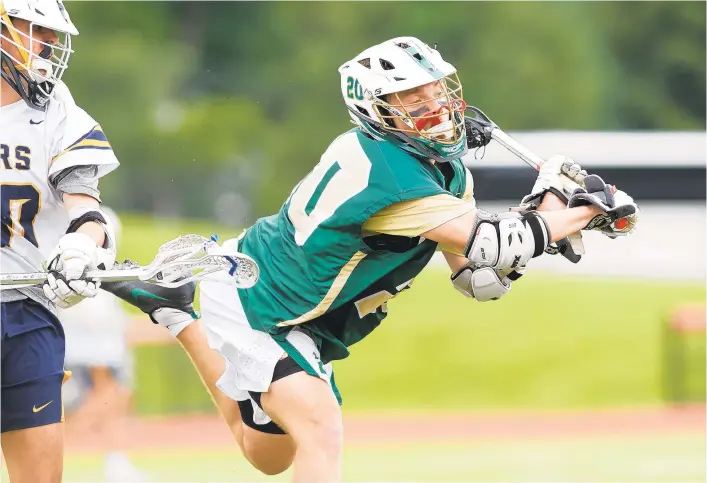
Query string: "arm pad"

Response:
xmin=450 ymin=209 xmax=550 ymax=302
xmin=464 ymin=210 xmax=550 ymax=272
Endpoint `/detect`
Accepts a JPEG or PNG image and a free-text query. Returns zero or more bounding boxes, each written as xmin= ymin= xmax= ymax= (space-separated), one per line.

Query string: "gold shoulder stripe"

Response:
xmin=51 ymin=125 xmax=112 ymax=165
xmin=363 ymin=194 xmax=475 ymax=238
xmin=278 ymin=251 xmax=367 ymax=327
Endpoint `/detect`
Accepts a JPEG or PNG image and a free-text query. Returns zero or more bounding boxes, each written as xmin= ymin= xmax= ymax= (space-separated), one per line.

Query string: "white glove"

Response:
xmin=42 ymin=232 xmax=103 ymax=309
xmin=521 ymin=154 xmax=587 ymax=206
xmin=43 ymin=272 xmax=99 ymax=309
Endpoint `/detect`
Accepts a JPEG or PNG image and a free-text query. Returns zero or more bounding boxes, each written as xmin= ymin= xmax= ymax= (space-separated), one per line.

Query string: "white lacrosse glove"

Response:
xmin=567 ymin=174 xmax=639 ymax=237
xmin=521 ymin=154 xmax=587 ymax=207
xmin=42 ymin=232 xmax=106 ymax=309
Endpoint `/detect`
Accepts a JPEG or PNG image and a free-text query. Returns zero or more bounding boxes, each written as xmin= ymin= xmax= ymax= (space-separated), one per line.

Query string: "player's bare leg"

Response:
xmin=102 ymin=281 xmax=296 ymax=475
xmin=261 ymin=372 xmax=344 ymax=482
xmin=175 ymin=320 xmax=296 ymax=475
xmin=102 ymin=282 xmax=295 ymax=475
xmin=2 ymin=424 xmax=64 ymax=483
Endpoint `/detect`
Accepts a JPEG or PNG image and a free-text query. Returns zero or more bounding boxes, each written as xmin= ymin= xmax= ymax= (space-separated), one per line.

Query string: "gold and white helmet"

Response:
xmin=1 ymin=0 xmax=78 ymax=110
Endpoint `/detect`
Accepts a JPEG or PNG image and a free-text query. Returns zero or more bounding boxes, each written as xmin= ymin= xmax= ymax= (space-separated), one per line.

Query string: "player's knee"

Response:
xmin=239 ymin=428 xmax=296 ymax=475
xmin=296 ymin=408 xmax=344 ymax=460
xmin=240 ymin=430 xmax=295 ymax=475
xmin=249 ymin=452 xmax=294 ymax=476
xmin=262 ymin=371 xmax=343 ymax=460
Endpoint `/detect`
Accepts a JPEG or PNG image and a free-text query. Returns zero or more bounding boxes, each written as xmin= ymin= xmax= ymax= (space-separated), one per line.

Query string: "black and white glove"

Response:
xmin=568 ymin=174 xmax=639 ymax=237
xmin=42 ymin=233 xmax=108 ymax=309
xmin=101 ymin=280 xmax=198 ymax=337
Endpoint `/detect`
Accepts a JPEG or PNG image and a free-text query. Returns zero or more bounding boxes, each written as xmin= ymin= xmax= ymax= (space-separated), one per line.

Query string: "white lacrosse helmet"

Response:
xmin=338 ymin=37 xmax=468 ymax=162
xmin=0 ymin=0 xmax=78 ymax=110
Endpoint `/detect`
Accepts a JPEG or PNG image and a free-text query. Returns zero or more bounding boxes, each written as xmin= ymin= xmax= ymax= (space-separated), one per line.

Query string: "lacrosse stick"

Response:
xmin=464 ymin=106 xmax=586 ymax=256
xmin=0 ymin=234 xmax=260 ymax=289
xmin=465 ymin=106 xmax=636 ymax=255
xmin=465 ymin=106 xmax=588 ymax=194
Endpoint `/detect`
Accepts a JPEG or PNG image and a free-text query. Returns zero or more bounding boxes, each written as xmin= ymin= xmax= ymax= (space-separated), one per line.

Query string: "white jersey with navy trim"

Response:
xmin=0 ymin=82 xmax=119 ymax=282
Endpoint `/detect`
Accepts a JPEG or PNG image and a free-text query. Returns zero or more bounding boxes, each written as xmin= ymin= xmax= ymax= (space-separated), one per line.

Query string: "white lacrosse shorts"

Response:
xmin=199 ymin=241 xmax=334 ymax=427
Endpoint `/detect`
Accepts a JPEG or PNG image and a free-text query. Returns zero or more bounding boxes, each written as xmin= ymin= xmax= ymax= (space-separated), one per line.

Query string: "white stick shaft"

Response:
xmin=0 ymin=268 xmax=152 ymax=289
xmin=490 ymin=129 xmax=546 ymax=171
xmin=490 ymin=128 xmax=584 ymax=194
xmin=489 ymin=127 xmax=586 ymax=255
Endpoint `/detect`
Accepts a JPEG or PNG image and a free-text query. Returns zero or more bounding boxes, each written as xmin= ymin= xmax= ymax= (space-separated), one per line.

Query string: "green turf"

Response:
xmin=31 ymin=434 xmax=707 ymax=482
xmin=333 ymin=272 xmax=705 ymax=411
xmin=117 ymin=213 xmax=705 ymax=413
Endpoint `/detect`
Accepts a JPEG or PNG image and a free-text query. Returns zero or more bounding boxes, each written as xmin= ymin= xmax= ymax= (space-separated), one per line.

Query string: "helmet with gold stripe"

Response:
xmin=1 ymin=0 xmax=78 ymax=110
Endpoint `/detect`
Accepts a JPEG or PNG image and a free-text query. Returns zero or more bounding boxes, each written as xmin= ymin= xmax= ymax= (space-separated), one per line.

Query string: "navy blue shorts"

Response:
xmin=1 ymin=300 xmax=68 ymax=433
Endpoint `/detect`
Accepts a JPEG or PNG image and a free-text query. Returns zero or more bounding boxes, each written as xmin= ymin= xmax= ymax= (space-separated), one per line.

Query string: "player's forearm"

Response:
xmin=536 ymin=192 xmax=568 ymax=211
xmin=538 ymin=205 xmax=602 ymax=242
xmin=443 ymin=251 xmax=468 ymax=272
xmin=425 ymin=205 xmax=602 ymax=255
xmin=62 ymin=192 xmax=106 ymax=247
xmin=74 ymin=221 xmax=106 ymax=247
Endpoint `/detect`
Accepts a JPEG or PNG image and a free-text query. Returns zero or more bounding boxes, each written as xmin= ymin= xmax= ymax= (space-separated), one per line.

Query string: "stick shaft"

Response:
xmin=490 ymin=129 xmax=545 ymax=171
xmin=0 ymin=268 xmax=149 ymax=288
xmin=490 ymin=128 xmax=585 ymax=194
xmin=489 ymin=127 xmax=586 ymax=255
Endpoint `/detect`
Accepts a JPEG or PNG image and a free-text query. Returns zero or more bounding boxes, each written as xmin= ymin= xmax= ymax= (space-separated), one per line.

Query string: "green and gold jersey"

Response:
xmin=237 ymin=128 xmax=474 ymax=365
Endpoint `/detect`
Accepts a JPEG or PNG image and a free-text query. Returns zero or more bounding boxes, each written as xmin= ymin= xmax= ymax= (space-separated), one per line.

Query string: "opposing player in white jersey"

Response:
xmin=1 ymin=1 xmax=118 ymax=481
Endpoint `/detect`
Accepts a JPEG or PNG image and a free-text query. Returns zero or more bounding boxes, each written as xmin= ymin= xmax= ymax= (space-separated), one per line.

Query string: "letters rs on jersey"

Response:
xmin=0 ymin=82 xmax=119 ymax=275
xmin=237 ymin=129 xmax=475 ymax=364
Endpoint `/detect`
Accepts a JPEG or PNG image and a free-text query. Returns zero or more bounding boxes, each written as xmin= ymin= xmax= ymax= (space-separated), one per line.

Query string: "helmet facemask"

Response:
xmin=370 ymin=74 xmax=468 ymax=162
xmin=0 ymin=12 xmax=72 ymax=110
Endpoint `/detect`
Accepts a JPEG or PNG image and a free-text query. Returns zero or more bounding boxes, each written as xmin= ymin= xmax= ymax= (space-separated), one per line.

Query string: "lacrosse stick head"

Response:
xmin=464 ymin=106 xmax=496 ymax=149
xmin=143 ymin=234 xmax=260 ymax=288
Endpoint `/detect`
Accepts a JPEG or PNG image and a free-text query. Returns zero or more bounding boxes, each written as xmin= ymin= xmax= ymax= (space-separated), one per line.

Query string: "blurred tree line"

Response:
xmin=64 ymin=1 xmax=705 ymax=222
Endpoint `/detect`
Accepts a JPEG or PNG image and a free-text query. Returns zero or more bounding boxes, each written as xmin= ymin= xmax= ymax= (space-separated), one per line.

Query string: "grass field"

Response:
xmin=2 ymin=214 xmax=704 ymax=483
xmin=48 ymin=434 xmax=707 ymax=482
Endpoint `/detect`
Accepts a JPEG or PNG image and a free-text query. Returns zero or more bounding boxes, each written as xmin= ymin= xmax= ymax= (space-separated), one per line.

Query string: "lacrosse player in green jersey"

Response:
xmin=114 ymin=37 xmax=638 ymax=482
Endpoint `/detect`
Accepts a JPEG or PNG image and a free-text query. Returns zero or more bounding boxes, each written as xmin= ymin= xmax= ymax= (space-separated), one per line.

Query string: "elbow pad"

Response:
xmin=450 ymin=210 xmax=549 ymax=302
xmin=451 ymin=265 xmax=511 ymax=302
xmin=463 ymin=210 xmax=550 ymax=273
